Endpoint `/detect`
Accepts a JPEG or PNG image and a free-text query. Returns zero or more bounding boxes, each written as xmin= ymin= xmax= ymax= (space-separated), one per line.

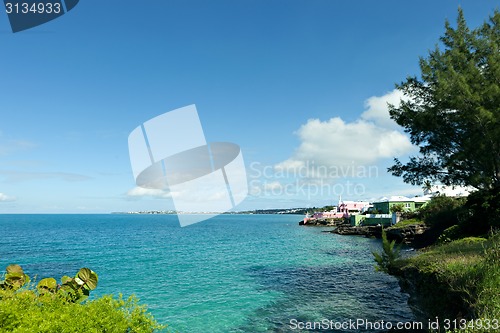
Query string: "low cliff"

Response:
xmin=389 ymin=236 xmax=499 ymax=332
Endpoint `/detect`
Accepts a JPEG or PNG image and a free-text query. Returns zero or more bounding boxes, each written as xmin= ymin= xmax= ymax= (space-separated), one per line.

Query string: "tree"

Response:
xmin=390 ymin=203 xmax=405 ymax=213
xmin=422 ymin=180 xmax=433 ymax=195
xmin=388 ymin=8 xmax=500 ymax=191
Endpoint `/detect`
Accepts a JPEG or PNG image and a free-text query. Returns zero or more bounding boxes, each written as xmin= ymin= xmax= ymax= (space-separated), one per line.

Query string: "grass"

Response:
xmin=411 ymin=237 xmax=487 ymax=261
xmin=390 ymin=218 xmax=425 ymax=228
xmin=393 ymin=234 xmax=500 ymax=332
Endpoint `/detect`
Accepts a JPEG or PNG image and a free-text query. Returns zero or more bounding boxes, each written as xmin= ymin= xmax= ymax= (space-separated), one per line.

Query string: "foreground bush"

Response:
xmin=0 ymin=265 xmax=166 ymax=333
xmin=0 ymin=292 xmax=165 ymax=333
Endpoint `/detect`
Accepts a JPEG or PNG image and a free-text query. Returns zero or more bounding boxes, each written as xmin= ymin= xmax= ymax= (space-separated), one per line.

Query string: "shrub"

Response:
xmin=0 ymin=264 xmax=99 ymax=303
xmin=390 ymin=204 xmax=405 ymax=213
xmin=372 ymin=229 xmax=401 ymax=274
xmin=0 ymin=292 xmax=165 ymax=333
xmin=0 ymin=264 xmax=166 ymax=333
xmin=438 ymin=225 xmax=464 ymax=244
xmin=462 ymin=187 xmax=500 ymax=235
xmin=419 ymin=195 xmax=466 ymax=230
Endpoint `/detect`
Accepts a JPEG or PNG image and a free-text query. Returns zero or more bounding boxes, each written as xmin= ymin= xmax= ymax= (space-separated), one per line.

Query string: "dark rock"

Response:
xmin=385 ymin=224 xmax=428 ymax=245
xmin=330 ymin=225 xmax=382 ymax=238
xmin=392 ymin=265 xmax=471 ymax=323
xmin=299 ymin=218 xmax=346 ymax=227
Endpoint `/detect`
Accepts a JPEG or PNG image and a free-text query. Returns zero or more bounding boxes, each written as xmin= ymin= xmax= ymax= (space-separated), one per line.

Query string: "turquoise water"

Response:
xmin=0 ymin=214 xmax=415 ymax=332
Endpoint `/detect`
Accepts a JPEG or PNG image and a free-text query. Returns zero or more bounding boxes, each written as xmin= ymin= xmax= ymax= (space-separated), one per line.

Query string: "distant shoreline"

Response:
xmin=110 ymin=208 xmax=309 ymax=215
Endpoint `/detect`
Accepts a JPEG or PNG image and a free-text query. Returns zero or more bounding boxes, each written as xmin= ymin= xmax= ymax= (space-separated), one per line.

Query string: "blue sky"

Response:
xmin=0 ymin=0 xmax=498 ymax=213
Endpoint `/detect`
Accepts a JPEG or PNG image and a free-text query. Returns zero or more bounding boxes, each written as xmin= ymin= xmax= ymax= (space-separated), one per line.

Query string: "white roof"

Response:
xmin=375 ymin=196 xmax=411 ymax=203
xmin=375 ymin=195 xmax=432 ymax=203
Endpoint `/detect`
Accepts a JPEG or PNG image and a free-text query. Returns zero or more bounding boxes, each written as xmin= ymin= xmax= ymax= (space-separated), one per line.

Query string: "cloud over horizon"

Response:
xmin=126 ymin=187 xmax=172 ymax=199
xmin=0 ymin=192 xmax=16 ymax=202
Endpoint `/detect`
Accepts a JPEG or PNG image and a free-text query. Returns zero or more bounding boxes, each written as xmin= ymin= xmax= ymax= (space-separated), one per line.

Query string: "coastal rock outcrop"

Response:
xmin=327 ymin=223 xmax=429 ymax=244
xmin=385 ymin=224 xmax=428 ymax=245
xmin=330 ymin=225 xmax=382 ymax=238
xmin=299 ymin=218 xmax=345 ymax=227
xmin=392 ymin=265 xmax=470 ymax=323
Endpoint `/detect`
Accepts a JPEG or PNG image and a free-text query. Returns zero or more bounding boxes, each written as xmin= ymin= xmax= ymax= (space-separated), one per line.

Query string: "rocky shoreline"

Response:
xmin=300 ymin=219 xmax=428 ymax=246
xmin=298 ymin=218 xmax=344 ymax=227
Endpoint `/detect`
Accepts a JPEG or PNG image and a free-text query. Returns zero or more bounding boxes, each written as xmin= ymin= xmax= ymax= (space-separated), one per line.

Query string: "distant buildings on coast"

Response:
xmin=303 ymin=185 xmax=474 ymax=227
xmin=111 ymin=208 xmax=309 ymax=215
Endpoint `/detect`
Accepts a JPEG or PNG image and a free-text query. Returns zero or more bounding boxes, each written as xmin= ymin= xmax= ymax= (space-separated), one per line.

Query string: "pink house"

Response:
xmin=337 ymin=201 xmax=370 ymax=217
xmin=312 ymin=209 xmax=341 ymax=219
xmin=302 ymin=199 xmax=371 ymax=224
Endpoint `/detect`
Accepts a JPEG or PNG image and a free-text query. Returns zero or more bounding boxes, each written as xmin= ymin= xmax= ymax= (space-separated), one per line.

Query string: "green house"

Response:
xmin=373 ymin=196 xmax=430 ymax=214
xmin=350 ymin=214 xmax=392 ymax=227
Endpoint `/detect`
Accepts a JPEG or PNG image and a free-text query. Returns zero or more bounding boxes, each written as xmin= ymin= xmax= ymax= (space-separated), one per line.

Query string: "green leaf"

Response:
xmin=57 ymin=284 xmax=75 ymax=301
xmin=37 ymin=278 xmax=57 ymax=293
xmin=5 ymin=272 xmax=29 ymax=290
xmin=61 ymin=275 xmax=72 ymax=285
xmin=6 ymin=264 xmax=23 ymax=274
xmin=5 ymin=272 xmax=24 ymax=282
xmin=75 ymin=268 xmax=98 ymax=291
xmin=62 ymin=278 xmax=79 ymax=291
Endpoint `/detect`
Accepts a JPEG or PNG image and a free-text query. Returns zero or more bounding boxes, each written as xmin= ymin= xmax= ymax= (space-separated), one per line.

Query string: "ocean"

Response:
xmin=0 ymin=214 xmax=416 ymax=332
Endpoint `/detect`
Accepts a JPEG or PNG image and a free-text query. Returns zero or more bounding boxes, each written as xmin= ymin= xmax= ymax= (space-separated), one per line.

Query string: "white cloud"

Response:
xmin=127 ymin=186 xmax=226 ymax=202
xmin=127 ymin=179 xmax=234 ymax=211
xmin=0 ymin=193 xmax=16 ymax=202
xmin=276 ymin=89 xmax=415 ymax=173
xmin=126 ymin=187 xmax=172 ymax=199
xmin=361 ymin=89 xmax=407 ymax=129
xmin=263 ymin=181 xmax=283 ymax=191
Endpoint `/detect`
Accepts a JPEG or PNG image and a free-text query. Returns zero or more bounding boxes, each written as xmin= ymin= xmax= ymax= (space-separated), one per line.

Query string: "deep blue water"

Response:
xmin=0 ymin=214 xmax=415 ymax=332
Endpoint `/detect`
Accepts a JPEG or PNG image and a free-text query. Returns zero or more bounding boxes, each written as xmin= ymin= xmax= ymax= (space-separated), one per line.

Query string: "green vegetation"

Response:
xmin=418 ymin=196 xmax=466 ymax=230
xmin=377 ymin=8 xmax=500 ymax=330
xmin=388 ymin=8 xmax=500 ymax=191
xmin=364 ymin=207 xmax=381 ymax=215
xmin=0 ymin=265 xmax=166 ymax=333
xmin=372 ymin=229 xmax=401 ymax=274
xmin=391 ymin=218 xmax=424 ymax=228
xmin=380 ymin=193 xmax=499 ymax=330
xmin=437 ymin=224 xmax=463 ymax=244
xmin=0 ymin=264 xmax=30 ymax=291
xmin=390 ymin=192 xmax=497 ymax=245
xmin=392 ymin=234 xmax=500 ymax=332
xmin=463 ymin=186 xmax=500 ymax=234
xmin=389 ymin=203 xmax=405 ymax=213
